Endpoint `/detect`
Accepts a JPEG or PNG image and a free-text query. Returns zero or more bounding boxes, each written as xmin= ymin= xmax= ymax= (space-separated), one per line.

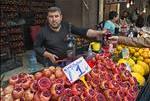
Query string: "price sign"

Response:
xmin=63 ymin=57 xmax=91 ymax=83
xmin=121 ymin=48 xmax=129 ymax=59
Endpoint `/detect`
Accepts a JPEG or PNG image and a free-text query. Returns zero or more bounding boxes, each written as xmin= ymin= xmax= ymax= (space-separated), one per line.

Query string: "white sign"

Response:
xmin=105 ymin=0 xmax=127 ymax=4
xmin=63 ymin=57 xmax=91 ymax=83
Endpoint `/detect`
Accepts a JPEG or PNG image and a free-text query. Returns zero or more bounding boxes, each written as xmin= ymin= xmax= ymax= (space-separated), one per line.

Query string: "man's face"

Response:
xmin=47 ymin=11 xmax=62 ymax=29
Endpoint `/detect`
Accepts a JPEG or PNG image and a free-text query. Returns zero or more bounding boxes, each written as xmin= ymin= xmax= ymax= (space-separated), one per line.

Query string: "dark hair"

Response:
xmin=121 ymin=10 xmax=129 ymax=19
xmin=109 ymin=11 xmax=118 ymax=20
xmin=48 ymin=6 xmax=62 ymax=14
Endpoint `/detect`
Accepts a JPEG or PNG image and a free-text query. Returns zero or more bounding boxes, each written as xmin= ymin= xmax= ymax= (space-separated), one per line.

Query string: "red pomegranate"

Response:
xmin=104 ymin=89 xmax=115 ymax=100
xmin=33 ymin=91 xmax=41 ymax=101
xmin=121 ymin=70 xmax=132 ymax=81
xmin=9 ymin=75 xmax=19 ymax=85
xmin=30 ymin=80 xmax=38 ymax=92
xmin=40 ymin=90 xmax=51 ymax=101
xmin=71 ymin=83 xmax=85 ymax=95
xmin=112 ymin=67 xmax=121 ymax=74
xmin=37 ymin=77 xmax=51 ymax=91
xmin=22 ymin=79 xmax=32 ymax=89
xmin=127 ymin=86 xmax=138 ymax=99
xmin=124 ymin=95 xmax=135 ymax=101
xmin=55 ymin=68 xmax=64 ymax=78
xmin=83 ymin=96 xmax=93 ymax=101
xmin=70 ymin=96 xmax=81 ymax=101
xmin=113 ymin=74 xmax=122 ymax=83
xmin=114 ymin=96 xmax=122 ymax=101
xmin=108 ymin=80 xmax=119 ymax=91
xmin=90 ymin=78 xmax=100 ymax=88
xmin=94 ymin=93 xmax=106 ymax=101
xmin=48 ymin=66 xmax=56 ymax=73
xmin=12 ymin=86 xmax=24 ymax=99
xmin=90 ymin=68 xmax=100 ymax=77
xmin=85 ymin=73 xmax=92 ymax=82
xmin=28 ymin=74 xmax=35 ymax=80
xmin=15 ymin=78 xmax=23 ymax=87
xmin=4 ymin=85 xmax=14 ymax=95
xmin=34 ymin=72 xmax=43 ymax=80
xmin=18 ymin=73 xmax=28 ymax=80
xmin=85 ymin=88 xmax=96 ymax=97
xmin=105 ymin=73 xmax=113 ymax=81
xmin=100 ymin=80 xmax=109 ymax=90
xmin=24 ymin=89 xmax=34 ymax=101
xmin=129 ymin=77 xmax=138 ymax=85
xmin=49 ymin=74 xmax=56 ymax=81
xmin=121 ymin=81 xmax=131 ymax=90
xmin=58 ymin=95 xmax=70 ymax=101
xmin=2 ymin=94 xmax=13 ymax=101
xmin=65 ymin=78 xmax=72 ymax=86
xmin=116 ymin=89 xmax=126 ymax=100
xmin=54 ymin=78 xmax=65 ymax=85
xmin=63 ymin=88 xmax=74 ymax=97
xmin=42 ymin=68 xmax=52 ymax=77
xmin=50 ymin=83 xmax=64 ymax=99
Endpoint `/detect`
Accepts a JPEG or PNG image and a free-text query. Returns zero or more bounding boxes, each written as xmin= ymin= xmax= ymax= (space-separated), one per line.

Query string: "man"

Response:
xmin=104 ymin=11 xmax=119 ymax=35
xmin=34 ymin=6 xmax=106 ymax=66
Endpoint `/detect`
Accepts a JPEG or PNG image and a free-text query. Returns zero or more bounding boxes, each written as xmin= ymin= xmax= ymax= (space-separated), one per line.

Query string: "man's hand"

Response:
xmin=86 ymin=29 xmax=107 ymax=38
xmin=43 ymin=51 xmax=59 ymax=64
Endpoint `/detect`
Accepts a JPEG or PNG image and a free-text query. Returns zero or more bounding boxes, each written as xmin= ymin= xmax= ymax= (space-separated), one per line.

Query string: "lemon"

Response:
xmin=117 ymin=45 xmax=123 ymax=51
xmin=135 ymin=48 xmax=139 ymax=51
xmin=137 ymin=61 xmax=149 ymax=75
xmin=132 ymin=56 xmax=137 ymax=61
xmin=137 ymin=56 xmax=144 ymax=61
xmin=129 ymin=48 xmax=136 ymax=55
xmin=142 ymin=51 xmax=148 ymax=59
xmin=127 ymin=58 xmax=135 ymax=67
xmin=131 ymin=72 xmax=145 ymax=86
xmin=132 ymin=64 xmax=145 ymax=76
xmin=148 ymin=51 xmax=150 ymax=58
xmin=138 ymin=49 xmax=143 ymax=55
xmin=118 ymin=58 xmax=128 ymax=64
xmin=144 ymin=59 xmax=150 ymax=64
xmin=134 ymin=52 xmax=140 ymax=57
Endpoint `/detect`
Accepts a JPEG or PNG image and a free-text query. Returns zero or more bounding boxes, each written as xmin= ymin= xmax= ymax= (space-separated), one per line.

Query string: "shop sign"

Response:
xmin=63 ymin=57 xmax=91 ymax=83
xmin=105 ymin=0 xmax=127 ymax=4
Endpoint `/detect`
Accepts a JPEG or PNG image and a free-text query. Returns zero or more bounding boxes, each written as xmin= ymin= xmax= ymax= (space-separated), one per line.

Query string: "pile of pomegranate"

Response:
xmin=1 ymin=54 xmax=139 ymax=101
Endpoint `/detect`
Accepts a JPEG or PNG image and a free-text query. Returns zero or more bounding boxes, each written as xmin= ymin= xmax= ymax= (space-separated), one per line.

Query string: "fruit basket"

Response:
xmin=0 ymin=53 xmax=140 ymax=101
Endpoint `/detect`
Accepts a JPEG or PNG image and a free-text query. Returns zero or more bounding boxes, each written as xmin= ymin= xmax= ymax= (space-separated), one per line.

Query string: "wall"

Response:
xmin=55 ymin=0 xmax=98 ymax=28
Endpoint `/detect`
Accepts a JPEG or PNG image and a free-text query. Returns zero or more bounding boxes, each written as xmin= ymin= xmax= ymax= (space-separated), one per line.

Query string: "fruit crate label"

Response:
xmin=63 ymin=57 xmax=91 ymax=83
xmin=121 ymin=48 xmax=129 ymax=59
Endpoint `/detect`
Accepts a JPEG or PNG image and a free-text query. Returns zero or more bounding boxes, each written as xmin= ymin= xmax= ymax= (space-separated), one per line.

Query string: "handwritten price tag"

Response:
xmin=63 ymin=57 xmax=91 ymax=83
xmin=121 ymin=48 xmax=129 ymax=59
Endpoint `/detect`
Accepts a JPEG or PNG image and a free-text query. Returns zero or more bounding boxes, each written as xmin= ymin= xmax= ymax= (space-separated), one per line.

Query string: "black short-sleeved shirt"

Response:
xmin=34 ymin=22 xmax=88 ymax=58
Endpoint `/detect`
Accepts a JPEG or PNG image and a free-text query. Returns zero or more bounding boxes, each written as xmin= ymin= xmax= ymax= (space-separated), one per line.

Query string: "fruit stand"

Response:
xmin=2 ymin=50 xmax=148 ymax=101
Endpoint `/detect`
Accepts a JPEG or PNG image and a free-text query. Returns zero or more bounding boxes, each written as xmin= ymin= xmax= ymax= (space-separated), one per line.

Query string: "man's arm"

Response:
xmin=70 ymin=24 xmax=106 ymax=38
xmin=34 ymin=30 xmax=45 ymax=56
xmin=34 ymin=29 xmax=59 ymax=64
xmin=86 ymin=29 xmax=106 ymax=38
xmin=109 ymin=36 xmax=150 ymax=48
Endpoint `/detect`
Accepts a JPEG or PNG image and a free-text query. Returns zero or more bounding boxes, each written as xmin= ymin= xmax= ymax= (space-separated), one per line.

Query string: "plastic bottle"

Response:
xmin=27 ymin=50 xmax=38 ymax=73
